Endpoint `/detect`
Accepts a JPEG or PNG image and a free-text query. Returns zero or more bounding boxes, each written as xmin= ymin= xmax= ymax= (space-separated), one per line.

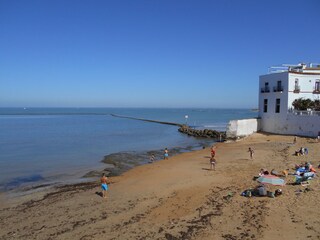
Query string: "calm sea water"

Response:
xmin=0 ymin=108 xmax=257 ymax=191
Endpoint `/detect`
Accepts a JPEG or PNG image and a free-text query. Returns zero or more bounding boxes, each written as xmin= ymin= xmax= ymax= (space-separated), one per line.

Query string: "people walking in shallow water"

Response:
xmin=100 ymin=173 xmax=109 ymax=199
xmin=164 ymin=148 xmax=169 ymax=160
xmin=248 ymin=147 xmax=254 ymax=160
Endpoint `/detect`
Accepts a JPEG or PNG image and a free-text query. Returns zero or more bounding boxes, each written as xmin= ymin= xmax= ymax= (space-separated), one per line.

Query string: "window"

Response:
xmin=277 ymin=80 xmax=283 ymax=91
xmin=277 ymin=81 xmax=281 ymax=88
xmin=315 ymin=80 xmax=320 ymax=92
xmin=274 ymin=80 xmax=283 ymax=92
xmin=294 ymin=78 xmax=300 ymax=92
xmin=263 ymin=99 xmax=268 ymax=113
xmin=275 ymin=98 xmax=280 ymax=113
xmin=264 ymin=82 xmax=269 ymax=92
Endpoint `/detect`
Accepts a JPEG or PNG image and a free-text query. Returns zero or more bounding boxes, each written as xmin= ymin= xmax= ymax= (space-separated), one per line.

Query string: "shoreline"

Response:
xmin=1 ymin=133 xmax=319 ymax=239
xmin=0 ymin=139 xmax=215 ymax=197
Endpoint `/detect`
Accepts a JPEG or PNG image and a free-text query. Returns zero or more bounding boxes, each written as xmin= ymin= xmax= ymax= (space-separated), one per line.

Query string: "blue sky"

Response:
xmin=0 ymin=0 xmax=319 ymax=108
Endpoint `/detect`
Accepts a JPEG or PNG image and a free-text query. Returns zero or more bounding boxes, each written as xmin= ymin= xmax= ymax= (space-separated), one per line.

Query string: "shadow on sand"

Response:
xmin=95 ymin=191 xmax=103 ymax=197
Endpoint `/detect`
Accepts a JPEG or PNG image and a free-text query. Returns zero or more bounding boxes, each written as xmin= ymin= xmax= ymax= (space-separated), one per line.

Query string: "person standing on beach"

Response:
xmin=210 ymin=146 xmax=216 ymax=158
xmin=164 ymin=148 xmax=169 ymax=160
xmin=210 ymin=156 xmax=216 ymax=171
xmin=248 ymin=147 xmax=254 ymax=160
xmin=100 ymin=173 xmax=109 ymax=199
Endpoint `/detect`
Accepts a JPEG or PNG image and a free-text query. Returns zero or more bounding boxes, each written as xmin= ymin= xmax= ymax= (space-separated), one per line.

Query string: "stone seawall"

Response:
xmin=178 ymin=125 xmax=226 ymax=139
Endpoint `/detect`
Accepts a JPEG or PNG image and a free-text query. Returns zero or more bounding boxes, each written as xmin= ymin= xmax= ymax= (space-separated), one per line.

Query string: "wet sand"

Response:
xmin=0 ymin=133 xmax=319 ymax=240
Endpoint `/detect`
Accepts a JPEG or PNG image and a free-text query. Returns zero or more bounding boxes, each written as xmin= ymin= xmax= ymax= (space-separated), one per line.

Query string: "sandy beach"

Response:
xmin=0 ymin=133 xmax=319 ymax=240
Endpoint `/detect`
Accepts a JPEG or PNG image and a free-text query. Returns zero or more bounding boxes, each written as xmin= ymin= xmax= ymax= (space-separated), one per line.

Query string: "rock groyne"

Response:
xmin=111 ymin=113 xmax=225 ymax=139
xmin=178 ymin=125 xmax=226 ymax=139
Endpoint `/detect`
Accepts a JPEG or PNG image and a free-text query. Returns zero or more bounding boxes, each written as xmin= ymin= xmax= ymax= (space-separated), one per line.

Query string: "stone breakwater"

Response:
xmin=111 ymin=113 xmax=226 ymax=139
xmin=178 ymin=125 xmax=226 ymax=139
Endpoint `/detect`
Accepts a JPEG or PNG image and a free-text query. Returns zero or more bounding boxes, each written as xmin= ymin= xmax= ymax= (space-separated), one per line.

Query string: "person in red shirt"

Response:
xmin=211 ymin=146 xmax=216 ymax=158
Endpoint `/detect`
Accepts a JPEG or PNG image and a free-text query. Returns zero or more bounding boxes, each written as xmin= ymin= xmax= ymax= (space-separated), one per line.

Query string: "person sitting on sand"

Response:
xmin=149 ymin=154 xmax=155 ymax=163
xmin=259 ymin=169 xmax=265 ymax=176
xmin=210 ymin=156 xmax=216 ymax=171
xmin=100 ymin=173 xmax=109 ymax=199
xmin=300 ymin=147 xmax=305 ymax=155
xmin=295 ymin=147 xmax=306 ymax=156
xmin=258 ymin=168 xmax=270 ymax=176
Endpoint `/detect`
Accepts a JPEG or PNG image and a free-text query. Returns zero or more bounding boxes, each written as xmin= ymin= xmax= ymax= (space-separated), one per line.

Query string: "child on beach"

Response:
xmin=164 ymin=148 xmax=169 ymax=160
xmin=210 ymin=146 xmax=216 ymax=158
xmin=293 ymin=136 xmax=297 ymax=144
xmin=248 ymin=147 xmax=254 ymax=160
xmin=100 ymin=173 xmax=109 ymax=199
xmin=149 ymin=154 xmax=155 ymax=163
xmin=210 ymin=156 xmax=216 ymax=171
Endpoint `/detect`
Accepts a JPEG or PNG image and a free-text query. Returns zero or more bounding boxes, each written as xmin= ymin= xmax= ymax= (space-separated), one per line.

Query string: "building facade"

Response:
xmin=258 ymin=63 xmax=320 ymax=137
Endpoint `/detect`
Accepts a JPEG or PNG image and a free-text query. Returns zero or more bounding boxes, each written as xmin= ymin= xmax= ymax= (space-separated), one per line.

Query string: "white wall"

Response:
xmin=226 ymin=118 xmax=260 ymax=138
xmin=261 ymin=113 xmax=320 ymax=137
xmin=259 ymin=72 xmax=289 ymax=118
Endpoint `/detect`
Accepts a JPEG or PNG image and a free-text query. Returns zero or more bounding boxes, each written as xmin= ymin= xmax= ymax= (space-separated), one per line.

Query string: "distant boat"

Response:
xmin=251 ymin=108 xmax=259 ymax=112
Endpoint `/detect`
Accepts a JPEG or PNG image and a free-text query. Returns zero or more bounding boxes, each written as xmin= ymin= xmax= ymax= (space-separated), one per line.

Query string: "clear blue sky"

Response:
xmin=1 ymin=0 xmax=319 ymax=108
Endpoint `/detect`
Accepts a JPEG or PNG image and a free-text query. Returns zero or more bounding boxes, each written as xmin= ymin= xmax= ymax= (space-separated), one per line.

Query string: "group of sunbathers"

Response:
xmin=294 ymin=162 xmax=316 ymax=184
xmin=242 ymin=184 xmax=282 ymax=198
xmin=259 ymin=168 xmax=287 ymax=177
xmin=241 ymin=168 xmax=284 ymax=198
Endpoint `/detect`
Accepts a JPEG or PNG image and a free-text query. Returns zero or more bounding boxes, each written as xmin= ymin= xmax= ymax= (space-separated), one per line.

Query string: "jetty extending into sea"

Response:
xmin=111 ymin=113 xmax=225 ymax=139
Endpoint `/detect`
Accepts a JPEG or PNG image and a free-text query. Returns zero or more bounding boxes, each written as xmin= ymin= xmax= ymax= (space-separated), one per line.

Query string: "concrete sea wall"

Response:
xmin=260 ymin=114 xmax=320 ymax=137
xmin=226 ymin=118 xmax=260 ymax=139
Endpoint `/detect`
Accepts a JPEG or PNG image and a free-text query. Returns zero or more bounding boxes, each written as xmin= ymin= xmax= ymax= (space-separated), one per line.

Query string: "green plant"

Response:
xmin=292 ymin=98 xmax=315 ymax=110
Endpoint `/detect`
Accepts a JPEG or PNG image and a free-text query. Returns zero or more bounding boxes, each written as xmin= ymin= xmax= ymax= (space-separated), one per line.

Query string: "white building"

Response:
xmin=258 ymin=63 xmax=320 ymax=137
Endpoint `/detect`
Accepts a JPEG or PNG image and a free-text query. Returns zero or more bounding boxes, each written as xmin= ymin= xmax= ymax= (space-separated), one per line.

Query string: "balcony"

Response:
xmin=261 ymin=86 xmax=270 ymax=93
xmin=273 ymin=86 xmax=284 ymax=92
xmin=293 ymin=85 xmax=300 ymax=93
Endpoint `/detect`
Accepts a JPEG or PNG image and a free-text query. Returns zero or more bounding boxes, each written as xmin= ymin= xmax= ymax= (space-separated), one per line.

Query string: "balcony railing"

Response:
xmin=293 ymin=85 xmax=300 ymax=93
xmin=288 ymin=109 xmax=320 ymax=116
xmin=261 ymin=86 xmax=270 ymax=93
xmin=273 ymin=86 xmax=284 ymax=92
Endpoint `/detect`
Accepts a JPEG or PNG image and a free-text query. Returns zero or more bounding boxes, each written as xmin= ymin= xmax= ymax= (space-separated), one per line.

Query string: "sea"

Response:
xmin=0 ymin=108 xmax=257 ymax=192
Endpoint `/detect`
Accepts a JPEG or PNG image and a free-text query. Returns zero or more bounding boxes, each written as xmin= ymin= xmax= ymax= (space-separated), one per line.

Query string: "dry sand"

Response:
xmin=0 ymin=133 xmax=319 ymax=240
